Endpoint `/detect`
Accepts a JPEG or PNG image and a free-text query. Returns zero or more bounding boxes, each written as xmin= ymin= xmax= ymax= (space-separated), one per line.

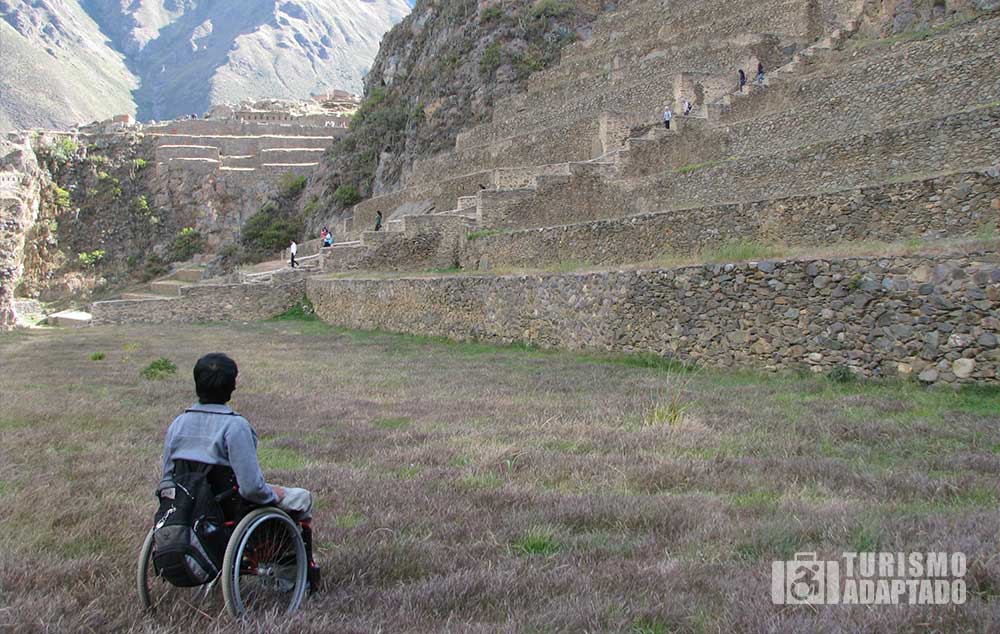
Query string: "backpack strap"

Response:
xmin=173 ymin=459 xmax=216 ymax=476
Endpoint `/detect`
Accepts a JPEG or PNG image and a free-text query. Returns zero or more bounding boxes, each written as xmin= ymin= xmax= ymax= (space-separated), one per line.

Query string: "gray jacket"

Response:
xmin=158 ymin=403 xmax=276 ymax=505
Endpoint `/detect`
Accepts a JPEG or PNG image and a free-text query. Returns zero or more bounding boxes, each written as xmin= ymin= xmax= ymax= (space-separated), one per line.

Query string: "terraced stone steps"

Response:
xmin=529 ymin=0 xmax=813 ymax=93
xmin=458 ymin=168 xmax=1000 ymax=271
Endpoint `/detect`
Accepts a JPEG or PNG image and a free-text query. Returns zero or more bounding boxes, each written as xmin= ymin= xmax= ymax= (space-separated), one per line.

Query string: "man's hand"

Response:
xmin=271 ymin=485 xmax=286 ymax=503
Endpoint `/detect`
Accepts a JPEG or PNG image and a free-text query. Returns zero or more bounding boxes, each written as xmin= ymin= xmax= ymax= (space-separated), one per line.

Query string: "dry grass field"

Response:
xmin=1 ymin=312 xmax=999 ymax=633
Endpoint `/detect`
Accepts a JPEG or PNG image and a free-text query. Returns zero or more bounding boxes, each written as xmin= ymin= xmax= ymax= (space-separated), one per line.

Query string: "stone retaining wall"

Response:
xmin=464 ymin=170 xmax=1000 ymax=268
xmin=307 ymin=252 xmax=1000 ymax=383
xmin=91 ymin=276 xmax=305 ymax=325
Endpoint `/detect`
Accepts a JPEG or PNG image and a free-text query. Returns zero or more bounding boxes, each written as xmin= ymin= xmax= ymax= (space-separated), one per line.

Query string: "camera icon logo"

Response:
xmin=772 ymin=552 xmax=840 ymax=604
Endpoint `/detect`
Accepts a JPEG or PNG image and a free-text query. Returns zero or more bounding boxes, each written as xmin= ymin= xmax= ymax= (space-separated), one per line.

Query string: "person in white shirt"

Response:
xmin=683 ymin=99 xmax=692 ymax=116
xmin=663 ymin=106 xmax=673 ymax=130
xmin=289 ymin=240 xmax=298 ymax=268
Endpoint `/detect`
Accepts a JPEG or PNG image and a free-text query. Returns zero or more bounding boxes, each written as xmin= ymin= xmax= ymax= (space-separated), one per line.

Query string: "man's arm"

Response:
xmin=225 ymin=420 xmax=278 ymax=505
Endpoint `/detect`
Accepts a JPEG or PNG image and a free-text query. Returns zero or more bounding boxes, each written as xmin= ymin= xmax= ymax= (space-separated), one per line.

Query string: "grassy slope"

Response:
xmin=0 ymin=320 xmax=998 ymax=632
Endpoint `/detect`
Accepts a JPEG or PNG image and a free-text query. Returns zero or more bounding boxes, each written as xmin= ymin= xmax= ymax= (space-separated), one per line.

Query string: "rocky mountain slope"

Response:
xmin=0 ymin=0 xmax=409 ymax=129
xmin=303 ymin=0 xmax=607 ymax=218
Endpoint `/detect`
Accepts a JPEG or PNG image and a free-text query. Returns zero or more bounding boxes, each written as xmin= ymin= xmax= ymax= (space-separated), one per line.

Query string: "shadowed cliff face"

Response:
xmin=0 ymin=0 xmax=409 ymax=128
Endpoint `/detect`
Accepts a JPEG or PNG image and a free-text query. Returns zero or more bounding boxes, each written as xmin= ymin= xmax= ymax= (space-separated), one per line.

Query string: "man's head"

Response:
xmin=194 ymin=353 xmax=238 ymax=404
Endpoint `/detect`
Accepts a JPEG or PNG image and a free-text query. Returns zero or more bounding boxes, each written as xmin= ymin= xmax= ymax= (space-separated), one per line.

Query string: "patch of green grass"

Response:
xmin=459 ymin=473 xmax=504 ymax=490
xmin=544 ymin=259 xmax=591 ymax=274
xmin=60 ymin=535 xmax=115 ymax=558
xmin=270 ymin=298 xmax=319 ymax=322
xmin=542 ymin=439 xmax=593 ymax=455
xmin=731 ymin=490 xmax=781 ymax=511
xmin=700 ymin=239 xmax=785 ymax=263
xmin=512 ymin=526 xmax=561 ymax=556
xmin=392 ymin=465 xmax=422 ymax=479
xmin=467 ymin=229 xmax=508 ymax=241
xmin=89 ymin=352 xmax=105 ymax=361
xmin=334 ymin=512 xmax=365 ymax=529
xmin=374 ymin=417 xmax=411 ymax=430
xmin=0 ymin=419 xmax=33 ymax=431
xmin=258 ymin=444 xmax=309 ymax=470
xmin=735 ymin=525 xmax=820 ymax=562
xmin=604 ymin=352 xmax=695 ymax=373
xmin=894 ymin=485 xmax=999 ymax=515
xmin=850 ymin=521 xmax=883 ymax=552
xmin=140 ymin=357 xmax=176 ymax=380
xmin=448 ymin=455 xmax=472 ymax=467
xmin=631 ymin=619 xmax=671 ymax=634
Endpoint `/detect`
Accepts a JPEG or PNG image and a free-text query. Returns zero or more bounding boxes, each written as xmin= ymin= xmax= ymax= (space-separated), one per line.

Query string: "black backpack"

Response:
xmin=152 ymin=461 xmax=228 ymax=587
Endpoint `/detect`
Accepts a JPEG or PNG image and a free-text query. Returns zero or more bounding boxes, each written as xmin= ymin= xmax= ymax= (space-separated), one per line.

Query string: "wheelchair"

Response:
xmin=136 ymin=463 xmax=308 ymax=619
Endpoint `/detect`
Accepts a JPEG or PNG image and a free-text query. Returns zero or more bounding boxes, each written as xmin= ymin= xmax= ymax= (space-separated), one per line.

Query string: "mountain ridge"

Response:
xmin=0 ymin=0 xmax=409 ymax=129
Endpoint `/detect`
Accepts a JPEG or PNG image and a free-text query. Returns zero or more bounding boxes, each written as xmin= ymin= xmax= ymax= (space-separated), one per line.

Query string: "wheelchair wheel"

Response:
xmin=221 ymin=507 xmax=307 ymax=618
xmin=136 ymin=528 xmax=220 ymax=616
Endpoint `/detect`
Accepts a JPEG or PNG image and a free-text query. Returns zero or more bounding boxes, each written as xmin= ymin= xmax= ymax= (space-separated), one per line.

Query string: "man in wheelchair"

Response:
xmin=157 ymin=353 xmax=321 ymax=592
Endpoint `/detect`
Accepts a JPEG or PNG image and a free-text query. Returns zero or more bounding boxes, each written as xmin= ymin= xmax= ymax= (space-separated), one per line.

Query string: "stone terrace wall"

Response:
xmin=464 ymin=170 xmax=1000 ymax=269
xmin=625 ymin=105 xmax=1000 ymax=214
xmin=325 ymin=215 xmax=472 ymax=273
xmin=308 ymin=252 xmax=1000 ymax=384
xmin=91 ymin=276 xmax=305 ymax=325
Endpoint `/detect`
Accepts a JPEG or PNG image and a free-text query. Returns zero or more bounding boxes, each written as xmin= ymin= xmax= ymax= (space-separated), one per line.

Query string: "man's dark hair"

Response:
xmin=194 ymin=353 xmax=238 ymax=404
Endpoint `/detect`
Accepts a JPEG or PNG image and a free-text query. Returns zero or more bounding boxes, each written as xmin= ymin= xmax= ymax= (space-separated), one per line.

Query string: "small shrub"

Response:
xmin=271 ymin=298 xmax=318 ymax=322
xmin=89 ymin=352 xmax=106 ymax=361
xmin=480 ymin=42 xmax=502 ymax=76
xmin=644 ymin=393 xmax=688 ymax=427
xmin=132 ymin=195 xmax=149 ymax=216
xmin=279 ymin=173 xmax=307 ymax=198
xmin=133 ymin=158 xmax=147 ymax=170
xmin=53 ymin=185 xmax=71 ymax=209
xmin=514 ymin=53 xmax=545 ymax=79
xmin=77 ymin=249 xmax=105 ymax=268
xmin=48 ymin=137 xmax=79 ymax=163
xmin=481 ymin=5 xmax=504 ymax=21
xmin=531 ymin=0 xmax=572 ymax=18
xmin=241 ymin=206 xmax=303 ymax=255
xmin=169 ymin=227 xmax=204 ymax=262
xmin=141 ymin=255 xmax=169 ymax=281
xmin=512 ymin=526 xmax=560 ymax=556
xmin=333 ymin=185 xmax=361 ymax=207
xmin=89 ymin=154 xmax=109 ymax=167
xmin=827 ymin=364 xmax=857 ymax=384
xmin=141 ymin=357 xmax=177 ymax=380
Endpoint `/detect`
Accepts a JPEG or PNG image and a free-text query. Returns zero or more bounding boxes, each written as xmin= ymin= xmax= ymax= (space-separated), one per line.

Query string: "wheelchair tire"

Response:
xmin=221 ymin=507 xmax=307 ymax=618
xmin=137 ymin=527 xmax=217 ymax=615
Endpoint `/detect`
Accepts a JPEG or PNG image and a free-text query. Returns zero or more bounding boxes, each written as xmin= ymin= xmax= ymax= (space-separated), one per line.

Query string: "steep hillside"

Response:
xmin=304 ymin=0 xmax=607 ymax=215
xmin=0 ymin=0 xmax=410 ymax=128
xmin=0 ymin=1 xmax=137 ymax=130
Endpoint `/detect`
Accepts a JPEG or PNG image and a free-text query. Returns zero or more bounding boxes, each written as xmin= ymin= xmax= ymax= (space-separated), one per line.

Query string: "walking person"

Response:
xmin=374 ymin=210 xmax=383 ymax=232
xmin=663 ymin=105 xmax=673 ymax=130
xmin=289 ymin=240 xmax=298 ymax=268
xmin=738 ymin=69 xmax=747 ymax=93
xmin=683 ymin=99 xmax=692 ymax=116
xmin=756 ymin=62 xmax=765 ymax=85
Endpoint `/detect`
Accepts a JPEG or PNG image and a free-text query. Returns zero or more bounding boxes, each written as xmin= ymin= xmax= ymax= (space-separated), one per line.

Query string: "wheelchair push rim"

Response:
xmin=221 ymin=507 xmax=308 ymax=618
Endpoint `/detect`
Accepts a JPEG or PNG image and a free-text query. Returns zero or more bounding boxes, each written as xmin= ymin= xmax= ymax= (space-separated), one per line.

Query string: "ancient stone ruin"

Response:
xmin=20 ymin=0 xmax=1000 ymax=383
